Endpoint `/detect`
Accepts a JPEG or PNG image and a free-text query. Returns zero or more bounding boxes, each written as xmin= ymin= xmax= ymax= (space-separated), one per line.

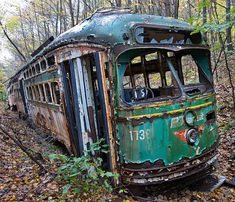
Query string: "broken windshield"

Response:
xmin=118 ymin=49 xmax=213 ymax=104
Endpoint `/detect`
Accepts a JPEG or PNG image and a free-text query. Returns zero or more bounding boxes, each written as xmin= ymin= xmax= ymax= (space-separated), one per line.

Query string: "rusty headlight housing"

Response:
xmin=186 ymin=128 xmax=199 ymax=145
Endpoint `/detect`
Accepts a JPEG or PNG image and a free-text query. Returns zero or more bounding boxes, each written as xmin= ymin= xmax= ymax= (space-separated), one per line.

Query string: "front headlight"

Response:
xmin=184 ymin=110 xmax=197 ymax=127
xmin=186 ymin=128 xmax=199 ymax=145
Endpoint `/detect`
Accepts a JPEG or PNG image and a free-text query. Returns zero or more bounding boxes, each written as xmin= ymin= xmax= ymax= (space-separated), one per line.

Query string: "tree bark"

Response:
xmin=116 ymin=0 xmax=122 ymax=7
xmin=68 ymin=0 xmax=75 ymax=27
xmin=202 ymin=0 xmax=207 ymax=42
xmin=187 ymin=0 xmax=192 ymax=18
xmin=173 ymin=0 xmax=179 ymax=18
xmin=226 ymin=0 xmax=234 ymax=51
xmin=164 ymin=0 xmax=171 ymax=17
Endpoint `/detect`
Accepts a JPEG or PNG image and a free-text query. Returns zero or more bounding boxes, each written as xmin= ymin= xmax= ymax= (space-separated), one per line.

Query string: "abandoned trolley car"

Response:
xmin=7 ymin=8 xmax=219 ymax=185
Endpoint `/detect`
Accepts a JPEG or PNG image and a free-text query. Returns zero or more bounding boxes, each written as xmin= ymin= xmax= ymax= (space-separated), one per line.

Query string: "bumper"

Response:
xmin=121 ymin=147 xmax=218 ymax=185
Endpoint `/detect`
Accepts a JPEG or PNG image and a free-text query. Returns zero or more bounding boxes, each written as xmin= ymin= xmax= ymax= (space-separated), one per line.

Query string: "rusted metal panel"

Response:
xmin=94 ymin=52 xmax=117 ymax=174
xmin=28 ymin=100 xmax=72 ymax=152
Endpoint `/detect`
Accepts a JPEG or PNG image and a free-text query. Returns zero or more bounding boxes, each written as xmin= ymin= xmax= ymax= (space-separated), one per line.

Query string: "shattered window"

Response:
xmin=45 ymin=83 xmax=52 ymax=103
xmin=51 ymin=82 xmax=60 ymax=104
xmin=121 ymin=50 xmax=180 ymax=103
xmin=179 ymin=53 xmax=213 ymax=95
xmin=135 ymin=27 xmax=202 ymax=45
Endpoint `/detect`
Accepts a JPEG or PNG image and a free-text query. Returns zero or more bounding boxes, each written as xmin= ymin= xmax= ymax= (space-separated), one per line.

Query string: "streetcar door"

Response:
xmin=60 ymin=60 xmax=83 ymax=156
xmin=60 ymin=57 xmax=99 ymax=156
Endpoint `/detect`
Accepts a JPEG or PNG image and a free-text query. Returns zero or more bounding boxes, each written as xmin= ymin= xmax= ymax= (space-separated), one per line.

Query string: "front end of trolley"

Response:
xmin=114 ymin=24 xmax=219 ymax=185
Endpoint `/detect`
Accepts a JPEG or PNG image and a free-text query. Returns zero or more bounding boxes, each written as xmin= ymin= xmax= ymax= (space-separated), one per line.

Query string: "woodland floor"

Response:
xmin=0 ymin=84 xmax=234 ymax=201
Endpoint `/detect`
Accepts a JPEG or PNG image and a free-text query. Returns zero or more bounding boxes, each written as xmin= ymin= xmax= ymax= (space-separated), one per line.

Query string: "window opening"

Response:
xmin=41 ymin=60 xmax=47 ymax=71
xmin=47 ymin=55 xmax=55 ymax=68
xmin=165 ymin=71 xmax=172 ymax=86
xmin=179 ymin=53 xmax=213 ymax=95
xmin=32 ymin=66 xmax=36 ymax=76
xmin=148 ymin=73 xmax=162 ymax=88
xmin=29 ymin=69 xmax=32 ymax=77
xmin=32 ymin=86 xmax=36 ymax=100
xmin=36 ymin=63 xmax=40 ymax=74
xmin=45 ymin=83 xmax=52 ymax=103
xmin=145 ymin=52 xmax=158 ymax=61
xmin=123 ymin=76 xmax=132 ymax=89
xmin=51 ymin=82 xmax=60 ymax=104
xmin=131 ymin=56 xmax=141 ymax=64
xmin=28 ymin=87 xmax=33 ymax=99
xmin=39 ymin=84 xmax=46 ymax=102
xmin=34 ymin=85 xmax=40 ymax=101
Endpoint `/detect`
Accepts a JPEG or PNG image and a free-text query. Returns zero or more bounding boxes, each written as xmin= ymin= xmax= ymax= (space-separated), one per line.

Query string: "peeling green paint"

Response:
xmin=116 ymin=95 xmax=218 ymax=165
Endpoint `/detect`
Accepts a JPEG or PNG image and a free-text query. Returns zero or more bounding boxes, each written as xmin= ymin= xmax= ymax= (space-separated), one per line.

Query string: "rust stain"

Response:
xmin=100 ymin=52 xmax=117 ymax=176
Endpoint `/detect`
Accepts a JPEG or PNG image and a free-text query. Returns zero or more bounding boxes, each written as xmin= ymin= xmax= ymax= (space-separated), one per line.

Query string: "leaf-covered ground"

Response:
xmin=0 ymin=83 xmax=234 ymax=201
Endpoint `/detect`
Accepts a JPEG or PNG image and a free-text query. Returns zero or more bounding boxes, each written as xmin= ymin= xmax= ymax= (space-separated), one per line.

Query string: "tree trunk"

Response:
xmin=173 ymin=0 xmax=179 ymax=18
xmin=59 ymin=0 xmax=63 ymax=33
xmin=187 ymin=0 xmax=192 ymax=18
xmin=55 ymin=1 xmax=59 ymax=36
xmin=68 ymin=0 xmax=75 ymax=27
xmin=202 ymin=0 xmax=207 ymax=42
xmin=226 ymin=0 xmax=234 ymax=51
xmin=164 ymin=0 xmax=171 ymax=17
xmin=116 ymin=0 xmax=122 ymax=7
xmin=76 ymin=0 xmax=80 ymax=25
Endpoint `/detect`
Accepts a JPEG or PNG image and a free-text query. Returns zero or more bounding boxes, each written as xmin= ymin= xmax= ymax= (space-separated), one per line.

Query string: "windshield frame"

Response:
xmin=116 ymin=47 xmax=214 ymax=107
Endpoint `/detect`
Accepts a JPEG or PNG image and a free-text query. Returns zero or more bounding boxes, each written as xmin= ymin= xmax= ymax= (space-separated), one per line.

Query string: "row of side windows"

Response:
xmin=24 ymin=55 xmax=56 ymax=79
xmin=26 ymin=81 xmax=60 ymax=105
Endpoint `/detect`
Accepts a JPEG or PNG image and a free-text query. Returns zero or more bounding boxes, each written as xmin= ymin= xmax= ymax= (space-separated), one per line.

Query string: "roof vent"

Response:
xmin=88 ymin=7 xmax=133 ymax=20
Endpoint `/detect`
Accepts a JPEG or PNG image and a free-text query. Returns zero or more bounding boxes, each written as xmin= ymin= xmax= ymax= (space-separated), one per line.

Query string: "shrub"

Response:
xmin=49 ymin=139 xmax=118 ymax=201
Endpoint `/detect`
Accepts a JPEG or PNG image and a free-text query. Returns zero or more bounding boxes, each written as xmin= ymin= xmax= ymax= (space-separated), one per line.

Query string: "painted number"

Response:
xmin=129 ymin=129 xmax=150 ymax=141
